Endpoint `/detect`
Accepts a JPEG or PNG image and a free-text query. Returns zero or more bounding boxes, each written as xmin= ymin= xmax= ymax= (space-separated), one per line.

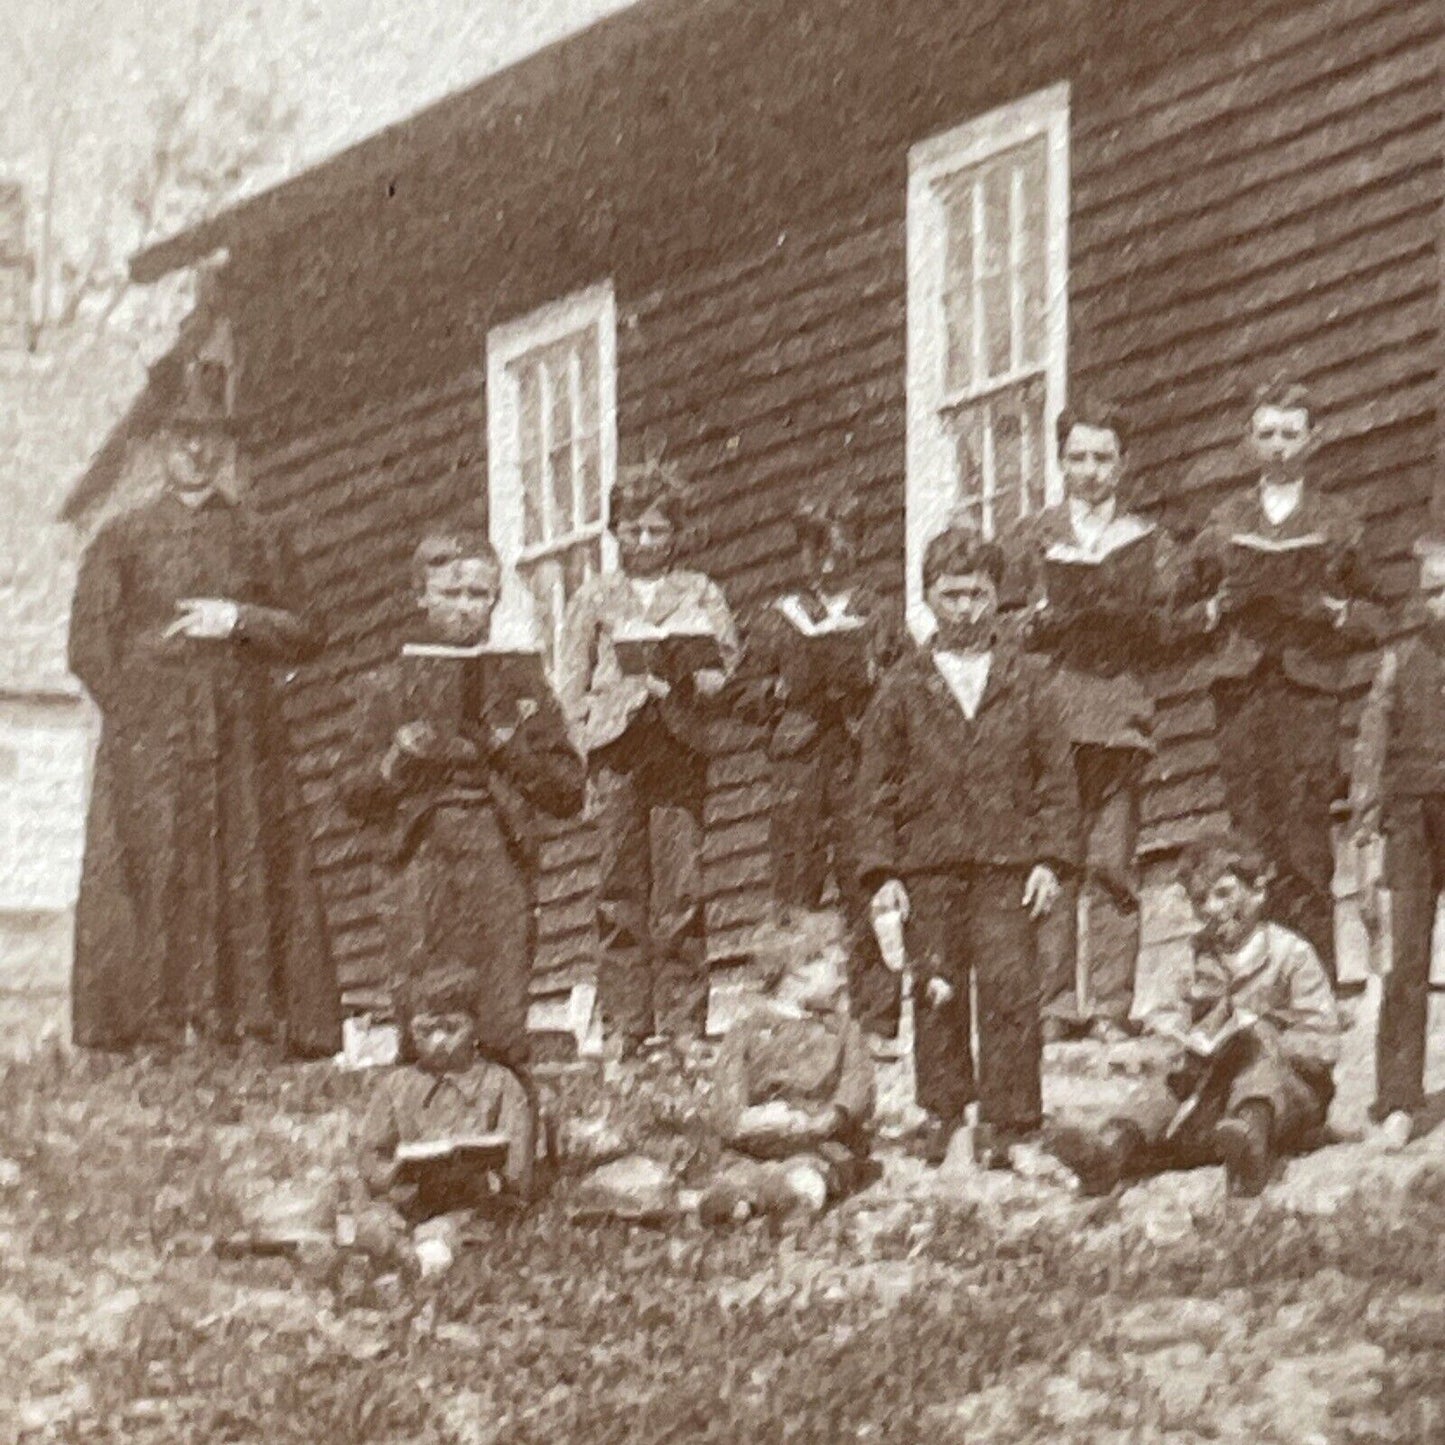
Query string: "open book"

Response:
xmin=611 ymin=622 xmax=726 ymax=678
xmin=1163 ymin=1012 xmax=1257 ymax=1140
xmin=1042 ymin=529 xmax=1156 ymax=614
xmin=394 ymin=1132 xmax=512 ymax=1171
xmin=401 ymin=642 xmax=547 ymax=728
xmin=1224 ymin=532 xmax=1329 ymax=602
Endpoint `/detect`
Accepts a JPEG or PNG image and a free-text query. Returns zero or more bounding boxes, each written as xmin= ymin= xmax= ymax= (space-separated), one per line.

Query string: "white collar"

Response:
xmin=1258 ymin=478 xmax=1303 ymax=527
xmin=630 ymin=574 xmax=665 ymax=605
xmin=776 ymin=591 xmax=862 ymax=635
xmin=932 ymin=648 xmax=992 ymax=721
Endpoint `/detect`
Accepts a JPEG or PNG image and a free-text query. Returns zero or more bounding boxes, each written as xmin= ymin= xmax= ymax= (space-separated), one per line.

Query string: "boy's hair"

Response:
xmin=1055 ymin=397 xmax=1129 ymax=456
xmin=1179 ymin=837 xmax=1273 ymax=907
xmin=922 ymin=524 xmax=1005 ymax=591
xmin=1249 ymin=376 xmax=1313 ymax=423
xmin=411 ymin=528 xmax=500 ymax=590
xmin=609 ymin=455 xmax=688 ymax=531
xmin=393 ymin=960 xmax=478 ymax=1056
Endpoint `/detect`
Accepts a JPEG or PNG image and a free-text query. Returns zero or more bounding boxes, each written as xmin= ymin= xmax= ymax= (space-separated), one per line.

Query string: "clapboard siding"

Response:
xmin=209 ymin=0 xmax=1438 ymax=1005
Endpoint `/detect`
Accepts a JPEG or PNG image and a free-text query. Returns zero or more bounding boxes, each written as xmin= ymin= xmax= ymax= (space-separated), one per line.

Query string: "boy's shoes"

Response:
xmin=973 ymin=1123 xmax=1040 ymax=1172
xmin=1088 ymin=1018 xmax=1135 ymax=1045
xmin=911 ymin=1116 xmax=956 ymax=1168
xmin=1370 ymin=1109 xmax=1415 ymax=1152
xmin=1214 ymin=1102 xmax=1274 ymax=1197
xmin=1046 ymin=1121 xmax=1139 ymax=1196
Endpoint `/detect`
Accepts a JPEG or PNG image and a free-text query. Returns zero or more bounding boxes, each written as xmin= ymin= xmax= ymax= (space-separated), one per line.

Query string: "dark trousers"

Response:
xmin=384 ymin=805 xmax=533 ymax=1066
xmin=1213 ymin=663 xmax=1340 ymax=975
xmin=906 ymin=868 xmax=1043 ymax=1132
xmin=770 ymin=730 xmax=899 ymax=1037
xmin=1379 ymin=793 xmax=1445 ymax=1116
xmin=1122 ymin=1033 xmax=1333 ymax=1162
xmin=1039 ymin=746 xmax=1143 ymax=1028
xmin=592 ymin=719 xmax=709 ymax=1048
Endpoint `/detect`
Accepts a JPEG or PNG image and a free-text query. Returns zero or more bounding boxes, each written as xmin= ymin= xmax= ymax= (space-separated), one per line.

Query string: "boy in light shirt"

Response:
xmin=1048 ymin=838 xmax=1341 ymax=1197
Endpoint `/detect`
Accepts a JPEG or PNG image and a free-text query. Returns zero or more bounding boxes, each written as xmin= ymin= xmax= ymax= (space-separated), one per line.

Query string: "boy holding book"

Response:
xmin=1049 ymin=838 xmax=1340 ymax=1197
xmin=555 ymin=457 xmax=741 ymax=1057
xmin=1347 ymin=534 xmax=1445 ymax=1144
xmin=1000 ymin=400 xmax=1168 ymax=1043
xmin=737 ymin=485 xmax=906 ymax=1038
xmin=855 ymin=524 xmax=1077 ymax=1167
xmin=1180 ymin=380 xmax=1387 ymax=975
xmin=349 ymin=960 xmax=539 ymax=1263
xmin=342 ymin=530 xmax=585 ymax=1071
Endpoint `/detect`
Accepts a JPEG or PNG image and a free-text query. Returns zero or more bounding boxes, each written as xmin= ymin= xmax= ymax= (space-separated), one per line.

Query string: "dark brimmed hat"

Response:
xmin=168 ymin=356 xmax=238 ymax=437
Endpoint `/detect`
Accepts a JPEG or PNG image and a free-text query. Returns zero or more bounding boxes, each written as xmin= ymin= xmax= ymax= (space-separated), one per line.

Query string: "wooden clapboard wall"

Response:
xmin=223 ymin=0 xmax=1438 ymax=1004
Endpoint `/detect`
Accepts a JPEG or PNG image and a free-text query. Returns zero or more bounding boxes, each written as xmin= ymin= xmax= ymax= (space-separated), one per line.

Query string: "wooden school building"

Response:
xmin=67 ymin=0 xmax=1443 ymax=1013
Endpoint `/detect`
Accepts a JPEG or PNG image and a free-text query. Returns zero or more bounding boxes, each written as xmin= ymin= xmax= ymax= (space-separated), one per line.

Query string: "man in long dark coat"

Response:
xmin=68 ymin=358 xmax=341 ymax=1057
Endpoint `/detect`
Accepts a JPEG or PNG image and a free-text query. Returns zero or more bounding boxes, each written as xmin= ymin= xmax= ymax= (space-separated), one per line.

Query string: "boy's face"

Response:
xmin=1246 ymin=404 xmax=1312 ymax=474
xmin=615 ymin=505 xmax=677 ymax=579
xmin=926 ymin=570 xmax=998 ymax=650
xmin=1195 ymin=870 xmax=1266 ymax=952
xmin=800 ymin=524 xmax=857 ymax=591
xmin=412 ymin=1012 xmax=477 ymax=1073
xmin=420 ymin=558 xmax=500 ymax=644
xmin=1061 ymin=423 xmax=1124 ymax=508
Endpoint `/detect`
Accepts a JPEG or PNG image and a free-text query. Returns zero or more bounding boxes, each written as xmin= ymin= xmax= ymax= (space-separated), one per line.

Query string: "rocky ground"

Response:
xmin=0 ymin=973 xmax=1442 ymax=1444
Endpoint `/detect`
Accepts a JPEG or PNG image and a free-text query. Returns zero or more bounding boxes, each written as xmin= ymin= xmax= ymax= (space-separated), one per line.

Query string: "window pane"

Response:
xmin=578 ymin=434 xmax=603 ymax=526
xmin=575 ymin=335 xmax=600 ymax=441
xmin=981 ymin=164 xmax=1013 ymax=380
xmin=946 ymin=402 xmax=986 ymax=532
xmin=520 ymin=555 xmax=562 ymax=663
xmin=992 ymin=401 xmax=1025 ymax=533
xmin=1017 ymin=139 xmax=1048 ymax=370
xmin=516 ymin=362 xmax=544 ymax=547
xmin=1021 ymin=375 xmax=1048 ymax=516
xmin=941 ymin=177 xmax=976 ymax=395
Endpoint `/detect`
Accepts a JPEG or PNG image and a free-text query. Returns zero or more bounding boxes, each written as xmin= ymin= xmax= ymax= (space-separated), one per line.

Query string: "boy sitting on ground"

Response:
xmin=698 ymin=945 xmax=877 ymax=1226
xmin=349 ymin=962 xmax=538 ymax=1264
xmin=1049 ymin=838 xmax=1341 ymax=1198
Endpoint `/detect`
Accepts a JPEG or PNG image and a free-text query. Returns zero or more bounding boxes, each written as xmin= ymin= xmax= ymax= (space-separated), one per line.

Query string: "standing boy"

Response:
xmin=1000 ymin=401 xmax=1168 ymax=1042
xmin=342 ymin=530 xmax=585 ymax=1071
xmin=1182 ymin=380 xmax=1386 ymax=974
xmin=855 ymin=525 xmax=1077 ymax=1166
xmin=1049 ymin=839 xmax=1340 ymax=1197
xmin=737 ymin=485 xmax=906 ymax=1038
xmin=556 ymin=457 xmax=741 ymax=1057
xmin=1347 ymin=534 xmax=1445 ymax=1142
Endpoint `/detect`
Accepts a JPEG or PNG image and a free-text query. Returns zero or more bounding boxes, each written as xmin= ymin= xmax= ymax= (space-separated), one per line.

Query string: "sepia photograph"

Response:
xmin=0 ymin=0 xmax=1442 ymax=1439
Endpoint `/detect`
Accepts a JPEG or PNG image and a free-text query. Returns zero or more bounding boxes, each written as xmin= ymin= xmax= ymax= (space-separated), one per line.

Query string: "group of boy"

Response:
xmin=340 ymin=374 xmax=1443 ymax=1242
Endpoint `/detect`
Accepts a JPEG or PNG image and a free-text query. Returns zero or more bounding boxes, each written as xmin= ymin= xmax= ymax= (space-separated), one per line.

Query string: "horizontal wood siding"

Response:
xmin=1071 ymin=0 xmax=1442 ymax=853
xmin=233 ymin=0 xmax=1439 ymax=1002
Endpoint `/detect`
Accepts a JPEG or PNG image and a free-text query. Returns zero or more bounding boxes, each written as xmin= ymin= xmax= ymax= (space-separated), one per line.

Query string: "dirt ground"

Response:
xmin=0 ymin=978 xmax=1443 ymax=1444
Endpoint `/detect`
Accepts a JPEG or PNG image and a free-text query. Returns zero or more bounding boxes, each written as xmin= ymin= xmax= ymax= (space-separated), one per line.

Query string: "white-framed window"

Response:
xmin=905 ymin=82 xmax=1070 ymax=635
xmin=486 ymin=282 xmax=618 ymax=667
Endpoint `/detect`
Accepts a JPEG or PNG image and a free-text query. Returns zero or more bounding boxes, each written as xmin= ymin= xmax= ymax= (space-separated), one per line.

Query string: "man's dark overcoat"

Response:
xmin=68 ymin=489 xmax=341 ymax=1056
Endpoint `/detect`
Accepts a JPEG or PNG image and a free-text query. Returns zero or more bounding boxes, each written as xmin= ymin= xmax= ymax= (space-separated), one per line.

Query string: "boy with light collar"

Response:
xmin=855 ymin=524 xmax=1077 ymax=1168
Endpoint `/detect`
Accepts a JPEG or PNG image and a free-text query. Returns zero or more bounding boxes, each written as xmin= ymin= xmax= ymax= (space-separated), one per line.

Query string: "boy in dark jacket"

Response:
xmin=737 ymin=485 xmax=906 ymax=1037
xmin=342 ymin=530 xmax=585 ymax=1071
xmin=1178 ymin=380 xmax=1387 ymax=975
xmin=855 ymin=525 xmax=1077 ymax=1167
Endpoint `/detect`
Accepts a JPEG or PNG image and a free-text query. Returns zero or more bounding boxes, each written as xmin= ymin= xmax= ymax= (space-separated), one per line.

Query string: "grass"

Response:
xmin=1 ymin=1041 xmax=1443 ymax=1443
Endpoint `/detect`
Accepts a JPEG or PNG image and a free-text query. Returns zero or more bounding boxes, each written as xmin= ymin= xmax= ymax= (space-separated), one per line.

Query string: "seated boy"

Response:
xmin=352 ymin=962 xmax=537 ymax=1257
xmin=699 ymin=945 xmax=877 ymax=1225
xmin=1049 ymin=838 xmax=1341 ymax=1198
xmin=855 ymin=523 xmax=1076 ymax=1168
xmin=341 ymin=529 xmax=585 ymax=1070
